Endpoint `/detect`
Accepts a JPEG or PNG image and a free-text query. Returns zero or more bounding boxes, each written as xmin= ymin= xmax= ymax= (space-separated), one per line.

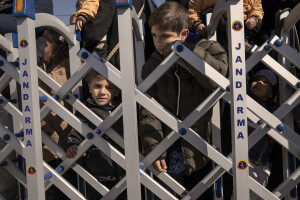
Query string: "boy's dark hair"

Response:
xmin=89 ymin=69 xmax=106 ymax=83
xmin=148 ymin=1 xmax=188 ymax=34
xmin=89 ymin=70 xmax=119 ymax=92
xmin=43 ymin=28 xmax=69 ymax=64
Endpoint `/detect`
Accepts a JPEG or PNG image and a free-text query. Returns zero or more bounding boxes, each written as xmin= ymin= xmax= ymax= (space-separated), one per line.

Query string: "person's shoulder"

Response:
xmin=142 ymin=51 xmax=163 ymax=75
xmin=145 ymin=50 xmax=163 ymax=64
xmin=195 ymin=38 xmax=226 ymax=53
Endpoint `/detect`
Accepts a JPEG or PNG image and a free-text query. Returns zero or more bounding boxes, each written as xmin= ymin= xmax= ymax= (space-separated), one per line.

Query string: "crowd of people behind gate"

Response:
xmin=0 ymin=0 xmax=299 ymax=199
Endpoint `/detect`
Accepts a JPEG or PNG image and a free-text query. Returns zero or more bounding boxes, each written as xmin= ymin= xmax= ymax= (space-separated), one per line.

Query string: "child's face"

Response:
xmin=250 ymin=75 xmax=273 ymax=101
xmin=151 ymin=25 xmax=189 ymax=54
xmin=41 ymin=39 xmax=53 ymax=63
xmin=89 ymin=77 xmax=119 ymax=106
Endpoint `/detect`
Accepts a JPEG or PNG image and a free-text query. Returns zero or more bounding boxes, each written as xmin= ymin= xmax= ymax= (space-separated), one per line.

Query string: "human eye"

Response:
xmin=94 ymin=83 xmax=102 ymax=88
xmin=162 ymin=34 xmax=170 ymax=38
xmin=106 ymin=85 xmax=115 ymax=91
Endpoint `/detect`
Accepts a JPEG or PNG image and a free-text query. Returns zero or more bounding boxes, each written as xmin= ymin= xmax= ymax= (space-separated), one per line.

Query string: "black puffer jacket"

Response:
xmin=68 ymin=97 xmax=124 ymax=182
xmin=139 ymin=39 xmax=228 ymax=172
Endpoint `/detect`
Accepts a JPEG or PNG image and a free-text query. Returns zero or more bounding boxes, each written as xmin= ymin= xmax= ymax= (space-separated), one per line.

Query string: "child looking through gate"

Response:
xmin=38 ymin=28 xmax=73 ymax=200
xmin=222 ymin=69 xmax=278 ymax=199
xmin=138 ymin=1 xmax=228 ymax=197
xmin=247 ymin=69 xmax=278 ymax=200
xmin=66 ymin=70 xmax=126 ymax=200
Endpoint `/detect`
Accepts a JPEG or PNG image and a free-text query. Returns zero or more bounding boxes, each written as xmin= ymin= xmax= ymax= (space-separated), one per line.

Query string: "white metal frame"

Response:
xmin=0 ymin=0 xmax=299 ymax=200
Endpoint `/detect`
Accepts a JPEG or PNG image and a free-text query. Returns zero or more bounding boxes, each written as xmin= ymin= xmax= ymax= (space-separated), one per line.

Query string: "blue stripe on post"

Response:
xmin=115 ymin=0 xmax=132 ymax=9
xmin=12 ymin=33 xmax=18 ymax=48
xmin=12 ymin=0 xmax=35 ymax=19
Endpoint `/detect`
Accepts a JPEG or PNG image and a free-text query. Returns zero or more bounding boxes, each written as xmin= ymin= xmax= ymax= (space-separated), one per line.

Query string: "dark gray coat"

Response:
xmin=68 ymin=97 xmax=124 ymax=182
xmin=139 ymin=39 xmax=228 ymax=171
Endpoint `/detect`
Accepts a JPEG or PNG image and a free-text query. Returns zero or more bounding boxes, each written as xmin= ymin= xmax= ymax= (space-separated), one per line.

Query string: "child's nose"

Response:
xmin=156 ymin=37 xmax=162 ymax=44
xmin=99 ymin=88 xmax=107 ymax=94
xmin=258 ymin=80 xmax=264 ymax=84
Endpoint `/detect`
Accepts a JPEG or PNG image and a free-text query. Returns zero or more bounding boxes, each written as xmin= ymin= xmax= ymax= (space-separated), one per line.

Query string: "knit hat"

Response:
xmin=253 ymin=70 xmax=278 ymax=86
xmin=252 ymin=69 xmax=278 ymax=97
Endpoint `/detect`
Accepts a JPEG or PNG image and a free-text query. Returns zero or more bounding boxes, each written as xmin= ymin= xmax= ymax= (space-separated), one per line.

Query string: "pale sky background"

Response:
xmin=53 ymin=0 xmax=77 ymax=25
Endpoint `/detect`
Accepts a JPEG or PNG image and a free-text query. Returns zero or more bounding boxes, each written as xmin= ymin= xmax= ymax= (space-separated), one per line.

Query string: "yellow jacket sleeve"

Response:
xmin=189 ymin=0 xmax=263 ymax=29
xmin=70 ymin=0 xmax=100 ymax=25
xmin=244 ymin=0 xmax=264 ymax=23
xmin=188 ymin=0 xmax=217 ymax=28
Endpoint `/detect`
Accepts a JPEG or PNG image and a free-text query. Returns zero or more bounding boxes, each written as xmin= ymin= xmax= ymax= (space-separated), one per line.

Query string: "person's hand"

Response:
xmin=152 ymin=159 xmax=167 ymax=173
xmin=246 ymin=17 xmax=257 ymax=30
xmin=76 ymin=20 xmax=83 ymax=31
xmin=196 ymin=23 xmax=207 ymax=36
xmin=66 ymin=145 xmax=78 ymax=158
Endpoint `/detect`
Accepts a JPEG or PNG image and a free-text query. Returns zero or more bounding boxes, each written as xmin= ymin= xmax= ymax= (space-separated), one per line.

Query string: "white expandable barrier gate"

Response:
xmin=0 ymin=0 xmax=299 ymax=199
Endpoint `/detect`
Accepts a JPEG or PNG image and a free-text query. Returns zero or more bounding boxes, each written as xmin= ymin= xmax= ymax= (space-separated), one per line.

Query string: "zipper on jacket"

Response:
xmin=257 ymin=137 xmax=269 ymax=163
xmin=173 ymin=65 xmax=180 ymax=116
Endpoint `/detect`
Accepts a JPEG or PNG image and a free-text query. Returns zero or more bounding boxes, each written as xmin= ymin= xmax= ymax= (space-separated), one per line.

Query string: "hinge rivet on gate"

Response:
xmin=55 ymin=95 xmax=60 ymax=100
xmin=65 ymin=95 xmax=70 ymax=100
xmin=81 ymin=52 xmax=88 ymax=59
xmin=0 ymin=99 xmax=3 ymax=104
xmin=0 ymin=161 xmax=8 ymax=167
xmin=9 ymin=99 xmax=17 ymax=103
xmin=44 ymin=172 xmax=52 ymax=180
xmin=274 ymin=39 xmax=283 ymax=47
xmin=0 ymin=60 xmax=3 ymax=66
xmin=53 ymin=95 xmax=59 ymax=100
xmin=73 ymin=94 xmax=79 ymax=99
xmin=276 ymin=124 xmax=285 ymax=131
xmin=176 ymin=44 xmax=184 ymax=52
xmin=3 ymin=134 xmax=10 ymax=141
xmin=179 ymin=128 xmax=186 ymax=135
xmin=229 ymin=168 xmax=233 ymax=174
xmin=286 ymin=84 xmax=292 ymax=89
xmin=94 ymin=129 xmax=101 ymax=134
xmin=181 ymin=191 xmax=187 ymax=197
xmin=14 ymin=132 xmax=24 ymax=137
xmin=257 ymin=120 xmax=262 ymax=125
xmin=55 ymin=166 xmax=64 ymax=173
xmin=39 ymin=96 xmax=47 ymax=102
xmin=86 ymin=132 xmax=94 ymax=139
xmin=297 ymin=82 xmax=300 ymax=88
xmin=10 ymin=62 xmax=19 ymax=67
xmin=226 ymin=85 xmax=230 ymax=92
xmin=264 ymin=45 xmax=271 ymax=51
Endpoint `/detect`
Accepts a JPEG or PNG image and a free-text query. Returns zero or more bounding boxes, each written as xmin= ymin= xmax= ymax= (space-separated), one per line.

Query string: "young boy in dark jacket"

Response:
xmin=66 ymin=70 xmax=125 ymax=200
xmin=247 ymin=69 xmax=278 ymax=200
xmin=221 ymin=69 xmax=278 ymax=199
xmin=139 ymin=1 xmax=228 ymax=194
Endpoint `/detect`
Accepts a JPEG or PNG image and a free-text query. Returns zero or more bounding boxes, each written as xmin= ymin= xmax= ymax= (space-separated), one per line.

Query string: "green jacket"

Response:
xmin=139 ymin=39 xmax=228 ymax=171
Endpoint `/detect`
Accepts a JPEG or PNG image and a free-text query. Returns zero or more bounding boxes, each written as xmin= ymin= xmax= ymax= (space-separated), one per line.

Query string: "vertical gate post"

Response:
xmin=116 ymin=0 xmax=142 ymax=199
xmin=13 ymin=0 xmax=45 ymax=199
xmin=227 ymin=0 xmax=249 ymax=199
xmin=278 ymin=9 xmax=298 ymax=200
